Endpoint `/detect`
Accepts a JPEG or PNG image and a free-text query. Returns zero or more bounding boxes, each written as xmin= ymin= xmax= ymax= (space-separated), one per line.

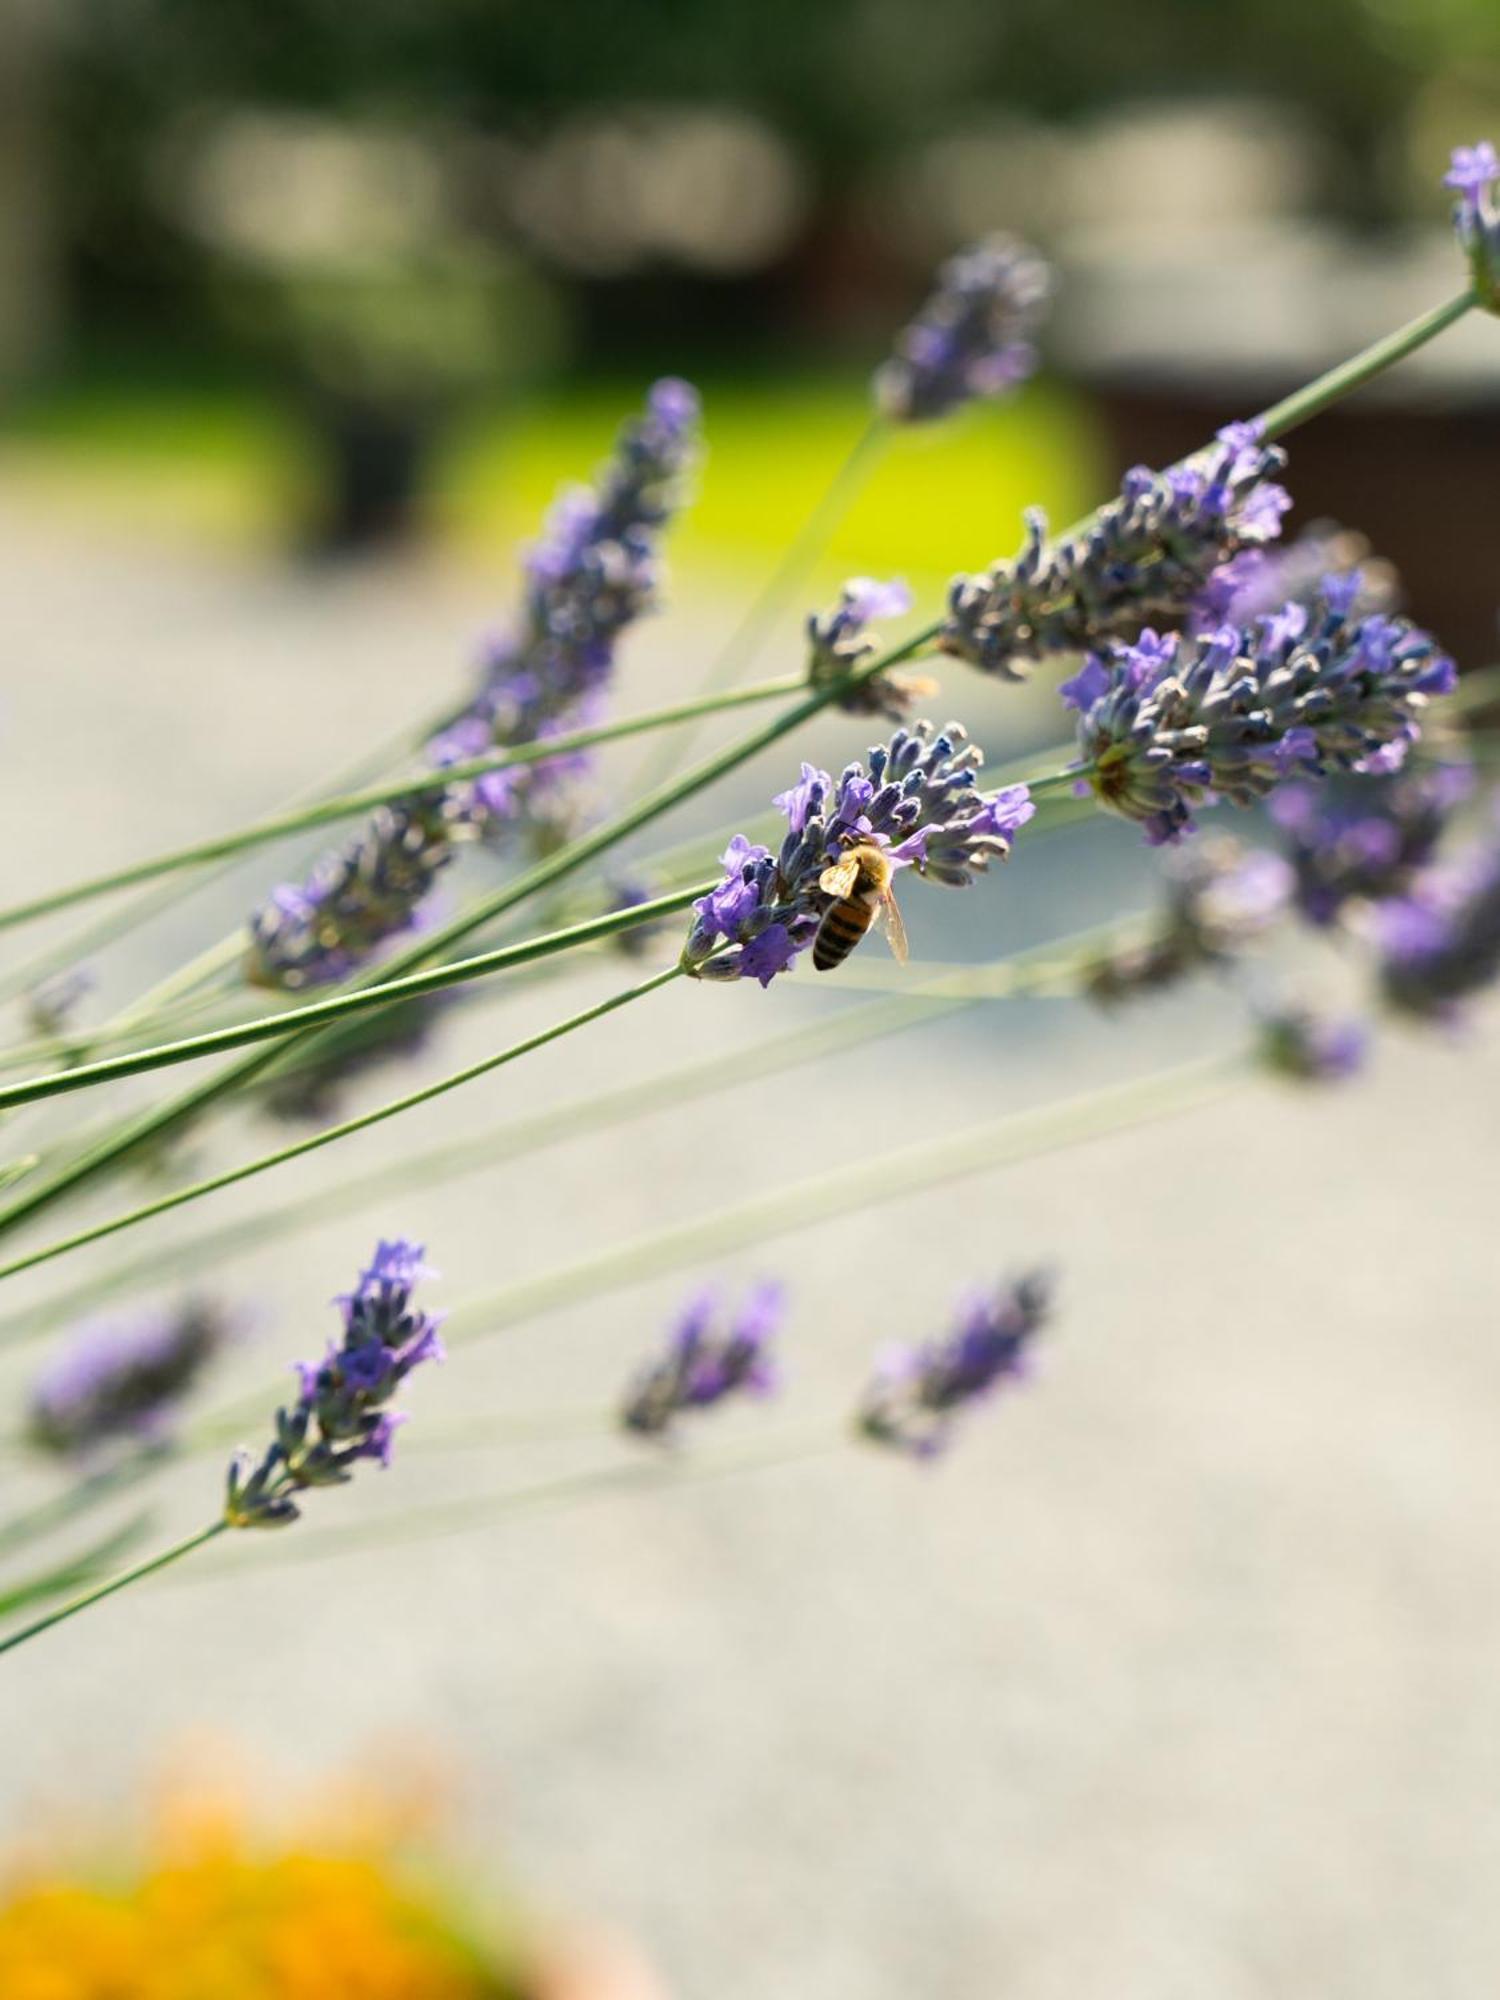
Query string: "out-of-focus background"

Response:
xmin=2 ymin=4 xmax=1499 ymax=1995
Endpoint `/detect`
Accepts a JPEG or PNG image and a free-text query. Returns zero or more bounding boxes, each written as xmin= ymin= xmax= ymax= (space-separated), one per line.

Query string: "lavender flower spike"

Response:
xmin=1086 ymin=838 xmax=1290 ymax=1004
xmin=1445 ymin=142 xmax=1500 ymax=312
xmin=430 ymin=378 xmax=701 ymax=842
xmin=247 ymin=791 xmax=481 ymax=990
xmin=681 ymin=720 xmax=1036 ymax=987
xmin=875 ymin=236 xmax=1051 ymax=423
xmin=28 ymin=1299 xmax=236 ymax=1460
xmin=225 ymin=1239 xmax=444 ymax=1528
xmin=1070 ymin=578 xmax=1455 ymax=845
xmin=943 ymin=424 xmax=1290 ymax=681
xmin=858 ymin=1272 xmax=1052 ymax=1459
xmin=807 ymin=576 xmax=934 ymax=721
xmin=1270 ymin=761 xmax=1472 ymax=929
xmin=621 ymin=1281 xmax=784 ymax=1440
xmin=1258 ymin=1007 xmax=1369 ymax=1084
xmin=1376 ymin=820 xmax=1500 ymax=1024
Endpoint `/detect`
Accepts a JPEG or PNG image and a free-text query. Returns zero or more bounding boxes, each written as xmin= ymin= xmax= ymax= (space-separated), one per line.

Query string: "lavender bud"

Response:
xmin=1086 ymin=838 xmax=1290 ymax=1004
xmin=621 ymin=1281 xmax=784 ymax=1440
xmin=29 ymin=1300 xmax=236 ymax=1460
xmin=874 ymin=236 xmax=1051 ymax=423
xmin=806 ymin=576 xmax=934 ymax=722
xmin=681 ymin=721 xmax=1036 ymax=987
xmin=942 ymin=424 xmax=1290 ymax=681
xmin=857 ymin=1272 xmax=1052 ymax=1460
xmin=1219 ymin=521 xmax=1398 ymax=631
xmin=1069 ymin=580 xmax=1454 ymax=845
xmin=224 ymin=1239 xmax=444 ymax=1528
xmin=1446 ymin=143 xmax=1500 ymax=313
xmin=1257 ymin=1006 xmax=1369 ymax=1084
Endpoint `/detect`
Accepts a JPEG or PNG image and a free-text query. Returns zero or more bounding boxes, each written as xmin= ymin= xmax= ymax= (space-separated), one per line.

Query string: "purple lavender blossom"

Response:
xmin=1446 ymin=141 xmax=1500 ymax=311
xmin=29 ymin=1300 xmax=236 ymax=1460
xmin=430 ymin=379 xmax=701 ymax=843
xmin=621 ymin=1281 xmax=784 ymax=1440
xmin=874 ymin=236 xmax=1052 ymax=423
xmin=246 ymin=792 xmax=483 ymax=991
xmin=1376 ymin=819 xmax=1500 ymax=1023
xmin=225 ymin=1239 xmax=445 ymax=1527
xmin=1258 ymin=1007 xmax=1369 ymax=1084
xmin=942 ymin=424 xmax=1290 ymax=681
xmin=1070 ymin=580 xmax=1454 ymax=844
xmin=806 ymin=577 xmax=932 ymax=721
xmin=681 ymin=722 xmax=1036 ymax=986
xmin=1219 ymin=521 xmax=1398 ymax=631
xmin=857 ymin=1272 xmax=1051 ymax=1459
xmin=1086 ymin=838 xmax=1291 ymax=1004
xmin=1270 ymin=762 xmax=1472 ymax=928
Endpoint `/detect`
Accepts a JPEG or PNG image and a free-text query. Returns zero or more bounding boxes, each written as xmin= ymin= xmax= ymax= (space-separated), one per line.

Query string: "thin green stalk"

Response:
xmin=0 ymin=912 xmax=1152 ymax=1350
xmin=0 ymin=884 xmax=706 ymax=1113
xmin=439 ymin=1048 xmax=1249 ymax=1352
xmin=0 ymin=677 xmax=805 ymax=936
xmin=0 ymin=1517 xmax=224 ymax=1656
xmin=190 ymin=1428 xmax=843 ymax=1578
xmin=1254 ymin=288 xmax=1477 ymax=440
xmin=631 ymin=415 xmax=890 ymax=795
xmin=0 ymin=965 xmax=683 ymax=1284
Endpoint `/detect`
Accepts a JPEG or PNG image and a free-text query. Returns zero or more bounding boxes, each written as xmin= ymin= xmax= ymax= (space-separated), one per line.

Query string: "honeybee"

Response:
xmin=812 ymin=842 xmax=909 ymax=972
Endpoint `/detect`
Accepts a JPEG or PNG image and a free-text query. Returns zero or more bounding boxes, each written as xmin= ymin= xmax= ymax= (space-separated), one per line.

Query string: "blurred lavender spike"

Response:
xmin=874 ymin=236 xmax=1052 ymax=423
xmin=621 ymin=1280 xmax=784 ymax=1440
xmin=857 ymin=1272 xmax=1052 ymax=1460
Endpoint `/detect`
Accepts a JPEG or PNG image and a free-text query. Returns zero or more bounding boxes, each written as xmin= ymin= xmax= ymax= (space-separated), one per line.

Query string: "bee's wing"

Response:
xmin=819 ymin=856 xmax=860 ymax=899
xmin=879 ymin=883 xmax=910 ymax=964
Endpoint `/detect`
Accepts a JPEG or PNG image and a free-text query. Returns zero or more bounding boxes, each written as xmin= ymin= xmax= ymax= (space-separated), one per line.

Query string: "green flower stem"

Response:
xmin=1254 ymin=288 xmax=1477 ymax=441
xmin=0 ymin=909 xmax=1156 ymax=1353
xmin=0 ymin=885 xmax=707 ymax=1114
xmin=0 ymin=676 xmax=808 ymax=937
xmin=0 ymin=1517 xmax=225 ymax=1656
xmin=630 ymin=414 xmax=890 ymax=795
xmin=188 ymin=1428 xmax=844 ymax=1580
xmin=436 ymin=1048 xmax=1248 ymax=1356
xmin=0 ymin=965 xmax=684 ymax=1285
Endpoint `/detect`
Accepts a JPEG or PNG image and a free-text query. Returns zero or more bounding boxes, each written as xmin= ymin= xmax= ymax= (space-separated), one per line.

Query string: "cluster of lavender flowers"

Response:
xmin=942 ymin=423 xmax=1290 ymax=682
xmin=246 ymin=382 xmax=699 ymax=991
xmin=430 ymin=378 xmax=701 ymax=813
xmin=1064 ymin=576 xmax=1454 ymax=845
xmin=225 ymin=1240 xmax=444 ymax=1527
xmin=1271 ymin=763 xmax=1472 ymax=929
xmin=805 ymin=577 xmax=933 ymax=721
xmin=682 ymin=722 xmax=1035 ymax=987
xmin=1221 ymin=522 xmax=1397 ymax=631
xmin=1376 ymin=818 xmax=1500 ymax=1024
xmin=857 ymin=1273 xmax=1051 ymax=1459
xmin=873 ymin=236 xmax=1051 ymax=423
xmin=28 ymin=1300 xmax=235 ymax=1460
xmin=1447 ymin=143 xmax=1500 ymax=312
xmin=246 ymin=793 xmax=475 ymax=989
xmin=1086 ymin=838 xmax=1291 ymax=1005
xmin=620 ymin=1282 xmax=784 ymax=1440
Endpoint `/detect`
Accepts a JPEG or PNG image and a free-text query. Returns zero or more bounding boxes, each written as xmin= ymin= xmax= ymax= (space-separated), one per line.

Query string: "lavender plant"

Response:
xmin=0 ymin=146 xmax=1495 ymax=1661
xmin=27 ymin=1299 xmax=236 ymax=1460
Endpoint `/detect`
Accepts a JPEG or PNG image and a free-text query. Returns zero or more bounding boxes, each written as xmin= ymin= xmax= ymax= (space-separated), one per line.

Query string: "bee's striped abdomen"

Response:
xmin=812 ymin=893 xmax=877 ymax=971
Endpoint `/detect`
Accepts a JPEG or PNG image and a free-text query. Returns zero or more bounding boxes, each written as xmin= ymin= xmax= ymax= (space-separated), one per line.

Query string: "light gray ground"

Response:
xmin=0 ymin=506 xmax=1496 ymax=1999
